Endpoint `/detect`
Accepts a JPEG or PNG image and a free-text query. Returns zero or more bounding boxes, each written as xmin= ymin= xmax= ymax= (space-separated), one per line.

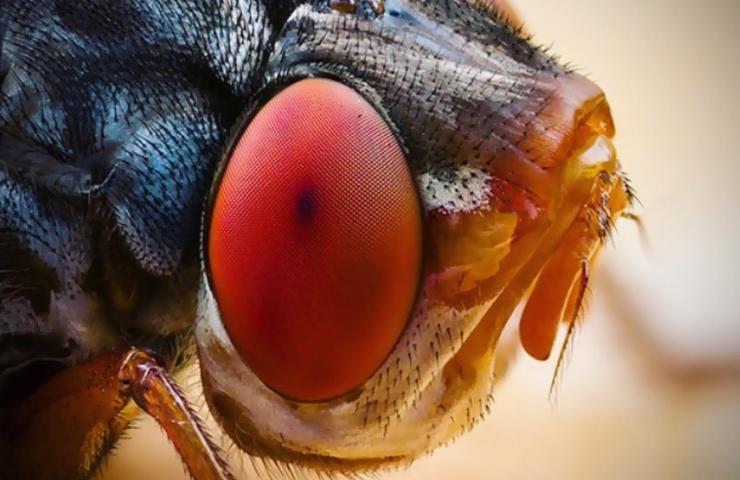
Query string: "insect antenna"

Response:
xmin=621 ymin=211 xmax=653 ymax=254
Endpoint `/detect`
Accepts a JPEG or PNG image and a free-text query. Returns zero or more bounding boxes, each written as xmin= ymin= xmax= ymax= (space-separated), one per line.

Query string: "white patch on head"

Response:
xmin=417 ymin=166 xmax=492 ymax=213
xmin=579 ymin=134 xmax=615 ymax=168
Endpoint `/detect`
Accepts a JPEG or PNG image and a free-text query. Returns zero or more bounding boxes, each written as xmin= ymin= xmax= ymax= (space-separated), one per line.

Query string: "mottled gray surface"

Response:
xmin=0 ymin=0 xmax=274 ymax=401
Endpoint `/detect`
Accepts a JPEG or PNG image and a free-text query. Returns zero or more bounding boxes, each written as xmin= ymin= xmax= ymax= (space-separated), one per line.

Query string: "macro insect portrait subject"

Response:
xmin=0 ymin=0 xmax=632 ymax=479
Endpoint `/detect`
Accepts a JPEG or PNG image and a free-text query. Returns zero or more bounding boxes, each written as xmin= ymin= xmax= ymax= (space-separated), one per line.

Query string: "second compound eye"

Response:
xmin=207 ymin=78 xmax=423 ymax=402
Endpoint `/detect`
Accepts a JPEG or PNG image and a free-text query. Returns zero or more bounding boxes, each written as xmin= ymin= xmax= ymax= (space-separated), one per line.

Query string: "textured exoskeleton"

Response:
xmin=0 ymin=0 xmax=630 ymax=478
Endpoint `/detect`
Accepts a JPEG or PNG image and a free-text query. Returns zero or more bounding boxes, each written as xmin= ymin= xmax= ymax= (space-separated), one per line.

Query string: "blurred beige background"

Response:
xmin=106 ymin=1 xmax=740 ymax=479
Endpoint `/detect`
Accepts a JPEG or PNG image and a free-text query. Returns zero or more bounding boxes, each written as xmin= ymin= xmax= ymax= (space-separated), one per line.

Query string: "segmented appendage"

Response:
xmin=546 ymin=166 xmax=633 ymax=397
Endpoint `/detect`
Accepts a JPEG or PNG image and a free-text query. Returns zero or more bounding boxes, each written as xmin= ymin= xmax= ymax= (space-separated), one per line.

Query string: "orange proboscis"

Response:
xmin=520 ymin=172 xmax=630 ymax=361
xmin=425 ymin=70 xmax=629 ymax=365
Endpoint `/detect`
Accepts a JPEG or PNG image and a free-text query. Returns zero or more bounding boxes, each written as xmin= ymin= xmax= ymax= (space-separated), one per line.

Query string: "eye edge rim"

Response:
xmin=198 ymin=63 xmax=427 ymax=405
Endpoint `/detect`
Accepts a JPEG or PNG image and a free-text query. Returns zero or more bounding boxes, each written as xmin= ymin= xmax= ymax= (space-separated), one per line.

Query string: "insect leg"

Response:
xmin=118 ymin=349 xmax=236 ymax=480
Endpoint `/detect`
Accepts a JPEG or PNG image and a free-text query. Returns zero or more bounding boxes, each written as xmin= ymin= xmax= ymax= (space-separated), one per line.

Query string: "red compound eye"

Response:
xmin=208 ymin=78 xmax=422 ymax=402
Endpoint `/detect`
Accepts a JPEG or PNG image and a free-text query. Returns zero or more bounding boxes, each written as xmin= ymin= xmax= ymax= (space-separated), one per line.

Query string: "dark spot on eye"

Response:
xmin=296 ymin=185 xmax=317 ymax=225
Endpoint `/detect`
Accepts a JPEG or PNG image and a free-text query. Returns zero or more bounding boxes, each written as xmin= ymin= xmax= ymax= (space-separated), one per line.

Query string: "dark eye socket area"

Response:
xmin=207 ymin=78 xmax=423 ymax=402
